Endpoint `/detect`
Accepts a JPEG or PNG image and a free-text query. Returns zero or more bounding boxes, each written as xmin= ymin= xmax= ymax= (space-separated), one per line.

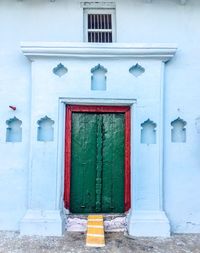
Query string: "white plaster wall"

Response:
xmin=0 ymin=0 xmax=200 ymax=233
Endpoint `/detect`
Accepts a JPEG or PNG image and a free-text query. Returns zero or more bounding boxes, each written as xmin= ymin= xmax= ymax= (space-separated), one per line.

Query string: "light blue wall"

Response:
xmin=0 ymin=0 xmax=200 ymax=233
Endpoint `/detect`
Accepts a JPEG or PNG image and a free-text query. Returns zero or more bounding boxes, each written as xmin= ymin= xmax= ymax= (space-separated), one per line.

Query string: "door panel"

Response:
xmin=70 ymin=112 xmax=125 ymax=213
xmin=70 ymin=113 xmax=97 ymax=213
xmin=102 ymin=114 xmax=124 ymax=213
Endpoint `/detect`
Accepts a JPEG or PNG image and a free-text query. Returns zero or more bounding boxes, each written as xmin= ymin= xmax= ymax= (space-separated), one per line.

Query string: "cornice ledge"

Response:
xmin=21 ymin=42 xmax=177 ymax=62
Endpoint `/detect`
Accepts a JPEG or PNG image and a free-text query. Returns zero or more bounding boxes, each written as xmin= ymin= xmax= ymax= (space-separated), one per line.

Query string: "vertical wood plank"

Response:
xmin=95 ymin=115 xmax=103 ymax=212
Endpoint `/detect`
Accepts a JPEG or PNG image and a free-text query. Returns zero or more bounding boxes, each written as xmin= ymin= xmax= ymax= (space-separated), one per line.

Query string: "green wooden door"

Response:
xmin=70 ymin=113 xmax=125 ymax=213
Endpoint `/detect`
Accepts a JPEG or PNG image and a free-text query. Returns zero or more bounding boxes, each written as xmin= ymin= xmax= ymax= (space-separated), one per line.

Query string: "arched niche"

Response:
xmin=37 ymin=116 xmax=54 ymax=142
xmin=141 ymin=119 xmax=157 ymax=144
xmin=91 ymin=64 xmax=107 ymax=90
xmin=53 ymin=63 xmax=68 ymax=77
xmin=6 ymin=117 xmax=22 ymax=142
xmin=129 ymin=63 xmax=145 ymax=77
xmin=171 ymin=117 xmax=187 ymax=143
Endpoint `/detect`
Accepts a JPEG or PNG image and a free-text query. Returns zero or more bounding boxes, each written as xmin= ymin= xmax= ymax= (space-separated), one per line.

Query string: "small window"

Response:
xmin=84 ymin=9 xmax=115 ymax=43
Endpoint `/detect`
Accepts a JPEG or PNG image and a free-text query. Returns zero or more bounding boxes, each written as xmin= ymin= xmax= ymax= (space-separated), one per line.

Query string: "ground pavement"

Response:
xmin=0 ymin=231 xmax=200 ymax=253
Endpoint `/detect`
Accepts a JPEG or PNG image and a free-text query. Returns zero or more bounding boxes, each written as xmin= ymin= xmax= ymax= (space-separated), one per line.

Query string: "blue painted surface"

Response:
xmin=6 ymin=117 xmax=22 ymax=142
xmin=171 ymin=117 xmax=187 ymax=143
xmin=141 ymin=119 xmax=157 ymax=144
xmin=129 ymin=63 xmax=145 ymax=78
xmin=91 ymin=64 xmax=107 ymax=90
xmin=37 ymin=116 xmax=54 ymax=142
xmin=0 ymin=0 xmax=199 ymax=235
xmin=53 ymin=63 xmax=68 ymax=77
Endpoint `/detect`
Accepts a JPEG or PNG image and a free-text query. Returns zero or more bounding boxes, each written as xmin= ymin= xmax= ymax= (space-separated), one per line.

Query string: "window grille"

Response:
xmin=84 ymin=9 xmax=115 ymax=43
xmin=88 ymin=14 xmax=112 ymax=43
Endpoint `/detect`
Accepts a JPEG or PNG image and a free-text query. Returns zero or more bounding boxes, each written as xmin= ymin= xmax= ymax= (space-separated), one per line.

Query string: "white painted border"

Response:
xmin=80 ymin=2 xmax=116 ymax=9
xmin=21 ymin=42 xmax=177 ymax=62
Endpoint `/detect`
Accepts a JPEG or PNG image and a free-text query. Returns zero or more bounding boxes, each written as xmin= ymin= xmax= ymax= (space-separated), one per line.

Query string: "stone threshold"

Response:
xmin=65 ymin=214 xmax=127 ymax=232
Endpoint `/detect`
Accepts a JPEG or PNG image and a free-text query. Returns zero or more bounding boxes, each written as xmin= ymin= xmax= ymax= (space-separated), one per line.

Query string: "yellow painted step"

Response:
xmin=87 ymin=220 xmax=103 ymax=226
xmin=86 ymin=236 xmax=105 ymax=247
xmin=88 ymin=215 xmax=103 ymax=220
xmin=87 ymin=227 xmax=104 ymax=234
xmin=86 ymin=215 xmax=105 ymax=247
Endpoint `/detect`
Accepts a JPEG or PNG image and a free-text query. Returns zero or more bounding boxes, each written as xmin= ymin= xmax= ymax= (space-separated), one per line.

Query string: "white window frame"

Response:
xmin=83 ymin=7 xmax=116 ymax=43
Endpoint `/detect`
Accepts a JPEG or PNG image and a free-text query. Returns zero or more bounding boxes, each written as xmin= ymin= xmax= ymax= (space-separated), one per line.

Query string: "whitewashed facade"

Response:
xmin=0 ymin=0 xmax=200 ymax=237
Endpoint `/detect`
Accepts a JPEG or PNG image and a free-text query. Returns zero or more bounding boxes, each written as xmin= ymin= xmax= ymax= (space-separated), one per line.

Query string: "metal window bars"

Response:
xmin=87 ymin=14 xmax=112 ymax=43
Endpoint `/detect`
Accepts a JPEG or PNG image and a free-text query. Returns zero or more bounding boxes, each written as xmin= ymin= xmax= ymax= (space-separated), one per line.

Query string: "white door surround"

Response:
xmin=19 ymin=42 xmax=177 ymax=237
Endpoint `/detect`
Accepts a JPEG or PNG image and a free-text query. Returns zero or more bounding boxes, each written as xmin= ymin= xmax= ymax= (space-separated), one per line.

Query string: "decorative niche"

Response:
xmin=141 ymin=119 xmax=157 ymax=144
xmin=91 ymin=64 xmax=107 ymax=90
xmin=53 ymin=63 xmax=68 ymax=77
xmin=37 ymin=116 xmax=54 ymax=142
xmin=171 ymin=117 xmax=187 ymax=143
xmin=6 ymin=117 xmax=22 ymax=142
xmin=129 ymin=63 xmax=145 ymax=77
xmin=195 ymin=117 xmax=200 ymax=133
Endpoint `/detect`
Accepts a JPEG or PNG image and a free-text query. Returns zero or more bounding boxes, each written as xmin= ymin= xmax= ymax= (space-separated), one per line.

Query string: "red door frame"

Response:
xmin=64 ymin=105 xmax=131 ymax=212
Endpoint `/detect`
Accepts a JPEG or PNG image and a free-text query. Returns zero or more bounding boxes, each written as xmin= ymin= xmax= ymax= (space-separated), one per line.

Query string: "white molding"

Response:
xmin=21 ymin=42 xmax=177 ymax=62
xmin=20 ymin=210 xmax=65 ymax=236
xmin=80 ymin=2 xmax=116 ymax=9
xmin=128 ymin=211 xmax=170 ymax=237
xmin=18 ymin=0 xmax=188 ymax=4
xmin=59 ymin=97 xmax=136 ymax=105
